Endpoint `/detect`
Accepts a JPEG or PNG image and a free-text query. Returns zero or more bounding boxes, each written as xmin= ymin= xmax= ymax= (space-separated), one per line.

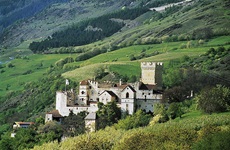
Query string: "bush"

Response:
xmin=167 ymin=102 xmax=184 ymax=119
xmin=192 ymin=27 xmax=213 ymax=39
xmin=192 ymin=130 xmax=230 ymax=150
xmin=114 ymin=110 xmax=151 ymax=130
xmin=154 ymin=103 xmax=169 ymax=123
xmin=197 ymin=85 xmax=230 ymax=114
xmin=7 ymin=63 xmax=14 ymax=68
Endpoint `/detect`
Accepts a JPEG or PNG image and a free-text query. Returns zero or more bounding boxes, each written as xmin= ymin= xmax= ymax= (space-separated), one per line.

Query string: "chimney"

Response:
xmin=119 ymin=79 xmax=122 ymax=86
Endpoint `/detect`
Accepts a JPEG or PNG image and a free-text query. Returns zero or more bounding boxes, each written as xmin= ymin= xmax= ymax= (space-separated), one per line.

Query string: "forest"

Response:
xmin=28 ymin=7 xmax=149 ymax=53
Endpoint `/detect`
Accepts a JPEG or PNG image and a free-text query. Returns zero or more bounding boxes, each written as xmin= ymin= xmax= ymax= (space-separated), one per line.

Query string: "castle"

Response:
xmin=45 ymin=62 xmax=163 ymax=124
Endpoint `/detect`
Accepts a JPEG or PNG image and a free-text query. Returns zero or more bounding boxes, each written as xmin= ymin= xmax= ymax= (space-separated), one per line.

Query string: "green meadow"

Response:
xmin=1 ymin=36 xmax=229 ymax=97
xmin=0 ymin=54 xmax=69 ymax=96
xmin=63 ymin=36 xmax=230 ymax=81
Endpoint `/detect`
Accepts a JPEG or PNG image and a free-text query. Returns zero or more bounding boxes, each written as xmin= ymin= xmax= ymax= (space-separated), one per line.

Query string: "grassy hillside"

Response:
xmin=62 ymin=36 xmax=230 ymax=82
xmin=0 ymin=54 xmax=69 ymax=96
xmin=32 ymin=110 xmax=230 ymax=150
xmin=0 ymin=0 xmax=229 ymax=144
xmin=0 ymin=35 xmax=229 ymax=97
xmin=1 ymin=0 xmax=230 ymax=59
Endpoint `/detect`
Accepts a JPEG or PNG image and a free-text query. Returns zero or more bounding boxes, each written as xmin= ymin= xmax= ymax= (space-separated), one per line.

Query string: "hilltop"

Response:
xmin=0 ymin=0 xmax=144 ymax=48
xmin=1 ymin=0 xmax=230 ymax=62
xmin=0 ymin=0 xmax=230 ymax=149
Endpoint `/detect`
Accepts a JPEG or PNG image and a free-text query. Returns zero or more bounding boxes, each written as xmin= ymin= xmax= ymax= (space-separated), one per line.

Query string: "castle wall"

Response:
xmin=99 ymin=92 xmax=114 ymax=104
xmin=55 ymin=61 xmax=164 ymax=117
xmin=120 ymin=86 xmax=136 ymax=114
xmin=56 ymin=91 xmax=98 ymax=116
xmin=45 ymin=114 xmax=53 ymax=122
xmin=78 ymin=84 xmax=88 ymax=105
xmin=136 ymin=99 xmax=161 ymax=113
xmin=56 ymin=92 xmax=68 ymax=116
xmin=136 ymin=91 xmax=162 ymax=100
xmin=121 ymin=99 xmax=135 ymax=115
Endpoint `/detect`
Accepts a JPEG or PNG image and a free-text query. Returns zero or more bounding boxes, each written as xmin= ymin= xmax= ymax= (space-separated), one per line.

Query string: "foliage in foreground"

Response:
xmin=114 ymin=110 xmax=151 ymax=130
xmin=32 ymin=112 xmax=230 ymax=150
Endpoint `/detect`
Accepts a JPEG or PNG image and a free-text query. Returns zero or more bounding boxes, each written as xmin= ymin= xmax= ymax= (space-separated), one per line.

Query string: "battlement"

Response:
xmin=141 ymin=62 xmax=163 ymax=88
xmin=141 ymin=62 xmax=163 ymax=69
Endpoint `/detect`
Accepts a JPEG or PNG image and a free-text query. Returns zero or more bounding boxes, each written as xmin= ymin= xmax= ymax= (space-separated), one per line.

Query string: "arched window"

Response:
xmin=126 ymin=92 xmax=129 ymax=98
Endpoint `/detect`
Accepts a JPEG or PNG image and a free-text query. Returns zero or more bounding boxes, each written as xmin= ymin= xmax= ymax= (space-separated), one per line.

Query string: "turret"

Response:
xmin=141 ymin=62 xmax=163 ymax=89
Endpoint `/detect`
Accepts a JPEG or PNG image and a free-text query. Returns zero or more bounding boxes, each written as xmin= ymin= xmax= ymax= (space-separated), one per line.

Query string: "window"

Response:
xmin=126 ymin=104 xmax=129 ymax=110
xmin=81 ymin=91 xmax=85 ymax=94
xmin=126 ymin=92 xmax=129 ymax=98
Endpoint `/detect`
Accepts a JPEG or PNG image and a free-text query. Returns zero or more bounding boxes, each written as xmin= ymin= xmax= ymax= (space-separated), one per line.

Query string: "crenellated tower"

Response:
xmin=141 ymin=62 xmax=163 ymax=89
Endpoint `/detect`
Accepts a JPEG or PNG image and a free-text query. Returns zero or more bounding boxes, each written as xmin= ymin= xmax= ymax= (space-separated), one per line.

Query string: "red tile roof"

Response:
xmin=15 ymin=122 xmax=34 ymax=125
xmin=80 ymin=80 xmax=88 ymax=85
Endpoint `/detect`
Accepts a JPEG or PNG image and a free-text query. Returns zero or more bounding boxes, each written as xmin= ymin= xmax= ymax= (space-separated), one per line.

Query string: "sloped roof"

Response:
xmin=121 ymin=85 xmax=136 ymax=92
xmin=80 ymin=80 xmax=88 ymax=85
xmin=118 ymin=84 xmax=128 ymax=89
xmin=139 ymin=82 xmax=157 ymax=90
xmin=47 ymin=110 xmax=63 ymax=118
xmin=100 ymin=90 xmax=117 ymax=97
xmin=85 ymin=112 xmax=97 ymax=120
xmin=14 ymin=122 xmax=34 ymax=125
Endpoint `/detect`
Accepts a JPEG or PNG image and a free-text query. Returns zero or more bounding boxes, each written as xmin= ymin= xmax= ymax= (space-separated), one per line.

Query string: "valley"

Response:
xmin=0 ymin=0 xmax=230 ymax=149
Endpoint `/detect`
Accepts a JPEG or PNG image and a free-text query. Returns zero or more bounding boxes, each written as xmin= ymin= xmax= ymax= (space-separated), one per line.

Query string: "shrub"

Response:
xmin=192 ymin=27 xmax=213 ymax=39
xmin=192 ymin=130 xmax=230 ymax=150
xmin=197 ymin=85 xmax=230 ymax=114
xmin=167 ymin=102 xmax=184 ymax=119
xmin=154 ymin=103 xmax=169 ymax=123
xmin=7 ymin=63 xmax=14 ymax=68
xmin=114 ymin=110 xmax=151 ymax=130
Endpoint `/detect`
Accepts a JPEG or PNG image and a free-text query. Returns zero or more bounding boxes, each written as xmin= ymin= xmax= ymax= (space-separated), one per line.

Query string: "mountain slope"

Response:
xmin=0 ymin=0 xmax=230 ymax=138
xmin=0 ymin=0 xmax=142 ymax=47
xmin=0 ymin=0 xmax=69 ymax=32
xmin=28 ymin=0 xmax=230 ymax=54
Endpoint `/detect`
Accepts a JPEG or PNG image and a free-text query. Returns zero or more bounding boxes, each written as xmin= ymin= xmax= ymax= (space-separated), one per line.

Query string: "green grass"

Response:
xmin=62 ymin=36 xmax=230 ymax=83
xmin=1 ymin=36 xmax=229 ymax=97
xmin=0 ymin=54 xmax=69 ymax=96
xmin=108 ymin=62 xmax=141 ymax=77
xmin=0 ymin=40 xmax=33 ymax=62
xmin=207 ymin=36 xmax=230 ymax=46
xmin=32 ymin=110 xmax=230 ymax=150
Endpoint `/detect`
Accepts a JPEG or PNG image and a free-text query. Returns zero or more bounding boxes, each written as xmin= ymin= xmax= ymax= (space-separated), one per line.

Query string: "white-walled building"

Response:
xmin=46 ymin=62 xmax=163 ymax=122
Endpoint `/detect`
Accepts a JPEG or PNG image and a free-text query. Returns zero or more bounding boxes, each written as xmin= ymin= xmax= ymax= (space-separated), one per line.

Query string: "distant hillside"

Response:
xmin=0 ymin=0 xmax=142 ymax=48
xmin=28 ymin=7 xmax=149 ymax=53
xmin=0 ymin=0 xmax=69 ymax=32
xmin=0 ymin=0 xmax=186 ymax=49
xmin=26 ymin=0 xmax=230 ymax=58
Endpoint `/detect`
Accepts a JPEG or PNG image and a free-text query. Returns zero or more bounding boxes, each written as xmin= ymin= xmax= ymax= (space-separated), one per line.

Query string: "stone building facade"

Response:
xmin=45 ymin=62 xmax=163 ymax=122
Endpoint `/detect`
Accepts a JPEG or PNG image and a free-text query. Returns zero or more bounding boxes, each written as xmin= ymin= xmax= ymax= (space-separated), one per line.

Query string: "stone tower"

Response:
xmin=141 ymin=62 xmax=163 ymax=89
xmin=78 ymin=80 xmax=89 ymax=106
